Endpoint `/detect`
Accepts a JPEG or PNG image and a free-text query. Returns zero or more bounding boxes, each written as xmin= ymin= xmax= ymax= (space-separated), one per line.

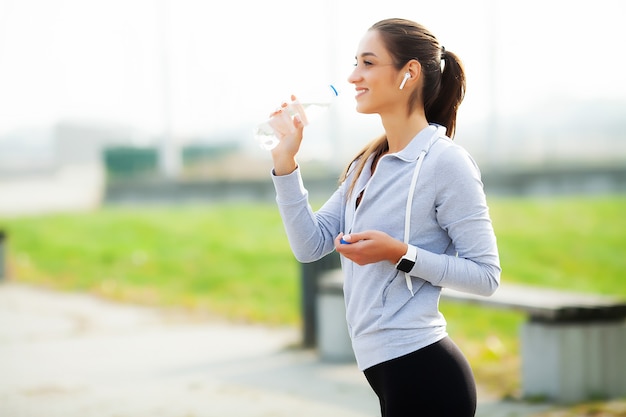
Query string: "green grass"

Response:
xmin=1 ymin=204 xmax=299 ymax=324
xmin=491 ymin=195 xmax=626 ymax=295
xmin=2 ymin=195 xmax=626 ymax=399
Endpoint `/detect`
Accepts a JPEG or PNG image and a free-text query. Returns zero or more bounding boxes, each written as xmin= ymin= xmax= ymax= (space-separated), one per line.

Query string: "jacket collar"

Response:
xmin=392 ymin=124 xmax=447 ymax=162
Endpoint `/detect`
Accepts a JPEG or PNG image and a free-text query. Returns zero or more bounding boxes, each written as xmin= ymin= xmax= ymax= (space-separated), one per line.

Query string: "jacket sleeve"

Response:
xmin=412 ymin=146 xmax=501 ymax=296
xmin=271 ymin=167 xmax=345 ymax=263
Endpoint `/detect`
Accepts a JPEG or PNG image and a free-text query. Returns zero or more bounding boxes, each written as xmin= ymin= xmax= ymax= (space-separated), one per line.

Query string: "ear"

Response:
xmin=405 ymin=59 xmax=422 ymax=85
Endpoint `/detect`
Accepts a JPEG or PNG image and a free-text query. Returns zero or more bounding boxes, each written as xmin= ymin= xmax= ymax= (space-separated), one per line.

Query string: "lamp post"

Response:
xmin=155 ymin=0 xmax=181 ymax=179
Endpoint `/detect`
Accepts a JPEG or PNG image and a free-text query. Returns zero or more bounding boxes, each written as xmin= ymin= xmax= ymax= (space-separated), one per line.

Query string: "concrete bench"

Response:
xmin=316 ymin=268 xmax=626 ymax=403
xmin=316 ymin=270 xmax=355 ymax=362
xmin=441 ymin=284 xmax=626 ymax=403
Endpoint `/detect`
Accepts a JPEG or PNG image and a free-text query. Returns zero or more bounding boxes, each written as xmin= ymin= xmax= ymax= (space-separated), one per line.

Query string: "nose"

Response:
xmin=347 ymin=67 xmax=361 ymax=85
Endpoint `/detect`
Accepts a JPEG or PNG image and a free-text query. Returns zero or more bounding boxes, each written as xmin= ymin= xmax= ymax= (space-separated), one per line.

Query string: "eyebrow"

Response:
xmin=356 ymin=52 xmax=378 ymax=59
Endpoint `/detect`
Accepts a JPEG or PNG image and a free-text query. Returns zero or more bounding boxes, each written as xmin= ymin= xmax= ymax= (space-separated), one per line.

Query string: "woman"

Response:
xmin=269 ymin=18 xmax=500 ymax=417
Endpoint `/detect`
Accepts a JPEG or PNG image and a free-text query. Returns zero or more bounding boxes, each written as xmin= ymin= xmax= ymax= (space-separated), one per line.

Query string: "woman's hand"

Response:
xmin=270 ymin=96 xmax=305 ymax=176
xmin=334 ymin=231 xmax=407 ymax=266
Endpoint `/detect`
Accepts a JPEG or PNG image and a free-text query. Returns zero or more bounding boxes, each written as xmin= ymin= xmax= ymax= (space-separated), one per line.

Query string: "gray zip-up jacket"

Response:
xmin=271 ymin=124 xmax=500 ymax=371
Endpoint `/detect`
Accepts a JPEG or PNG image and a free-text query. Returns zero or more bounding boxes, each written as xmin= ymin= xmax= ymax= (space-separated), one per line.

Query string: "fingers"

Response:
xmin=335 ymin=232 xmax=355 ymax=245
xmin=334 ymin=233 xmax=353 ymax=252
xmin=293 ymin=114 xmax=304 ymax=131
xmin=335 ymin=233 xmax=367 ymax=265
xmin=342 ymin=231 xmax=368 ymax=243
xmin=334 ymin=230 xmax=399 ymax=266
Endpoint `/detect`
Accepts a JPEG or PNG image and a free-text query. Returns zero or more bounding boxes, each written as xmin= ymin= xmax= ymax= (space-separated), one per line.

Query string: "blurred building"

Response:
xmin=0 ymin=122 xmax=145 ymax=216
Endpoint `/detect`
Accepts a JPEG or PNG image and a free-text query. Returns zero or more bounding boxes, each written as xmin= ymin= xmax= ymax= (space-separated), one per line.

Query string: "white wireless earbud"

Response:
xmin=399 ymin=72 xmax=411 ymax=90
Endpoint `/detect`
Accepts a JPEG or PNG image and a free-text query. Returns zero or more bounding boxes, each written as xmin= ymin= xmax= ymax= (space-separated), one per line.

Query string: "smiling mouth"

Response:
xmin=355 ymin=88 xmax=368 ymax=99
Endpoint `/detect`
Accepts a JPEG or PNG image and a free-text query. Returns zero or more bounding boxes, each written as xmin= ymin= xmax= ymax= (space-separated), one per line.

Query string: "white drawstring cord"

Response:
xmin=403 ymin=150 xmax=426 ymax=296
xmin=402 ymin=127 xmax=442 ymax=295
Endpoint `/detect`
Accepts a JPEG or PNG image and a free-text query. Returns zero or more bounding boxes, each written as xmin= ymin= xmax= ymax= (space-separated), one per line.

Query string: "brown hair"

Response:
xmin=340 ymin=18 xmax=466 ymax=198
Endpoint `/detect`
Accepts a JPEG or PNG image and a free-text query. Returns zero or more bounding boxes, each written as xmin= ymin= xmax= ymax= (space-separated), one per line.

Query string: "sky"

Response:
xmin=0 ymin=0 xmax=625 ymax=150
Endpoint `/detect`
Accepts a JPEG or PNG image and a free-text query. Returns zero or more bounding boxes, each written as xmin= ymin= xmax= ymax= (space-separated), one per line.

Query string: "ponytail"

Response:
xmin=424 ymin=49 xmax=466 ymax=139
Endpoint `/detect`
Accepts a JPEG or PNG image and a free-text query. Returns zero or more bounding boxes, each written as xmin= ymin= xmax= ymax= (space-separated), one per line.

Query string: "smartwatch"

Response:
xmin=395 ymin=244 xmax=417 ymax=273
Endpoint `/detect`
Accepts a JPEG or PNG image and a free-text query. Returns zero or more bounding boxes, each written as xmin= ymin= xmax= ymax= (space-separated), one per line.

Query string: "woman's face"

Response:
xmin=348 ymin=30 xmax=404 ymax=115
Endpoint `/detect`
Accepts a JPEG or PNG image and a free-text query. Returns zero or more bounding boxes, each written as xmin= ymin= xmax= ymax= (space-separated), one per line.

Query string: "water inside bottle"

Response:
xmin=254 ymin=85 xmax=338 ymax=150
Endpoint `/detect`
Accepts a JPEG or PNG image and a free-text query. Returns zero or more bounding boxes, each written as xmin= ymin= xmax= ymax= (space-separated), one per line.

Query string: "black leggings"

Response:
xmin=363 ymin=337 xmax=476 ymax=417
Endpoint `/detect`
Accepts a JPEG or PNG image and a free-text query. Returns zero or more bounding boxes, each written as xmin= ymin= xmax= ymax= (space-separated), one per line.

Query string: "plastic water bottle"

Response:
xmin=254 ymin=84 xmax=339 ymax=150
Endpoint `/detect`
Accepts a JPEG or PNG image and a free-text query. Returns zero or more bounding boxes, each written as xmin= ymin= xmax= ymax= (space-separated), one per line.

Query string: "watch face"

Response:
xmin=397 ymin=258 xmax=415 ymax=273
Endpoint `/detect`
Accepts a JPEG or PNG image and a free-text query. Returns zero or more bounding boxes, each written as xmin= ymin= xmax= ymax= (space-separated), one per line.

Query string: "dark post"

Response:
xmin=0 ymin=230 xmax=5 ymax=281
xmin=300 ymin=251 xmax=341 ymax=348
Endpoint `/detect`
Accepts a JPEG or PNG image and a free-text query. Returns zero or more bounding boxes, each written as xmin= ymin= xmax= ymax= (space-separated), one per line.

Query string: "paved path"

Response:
xmin=0 ymin=282 xmax=555 ymax=417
